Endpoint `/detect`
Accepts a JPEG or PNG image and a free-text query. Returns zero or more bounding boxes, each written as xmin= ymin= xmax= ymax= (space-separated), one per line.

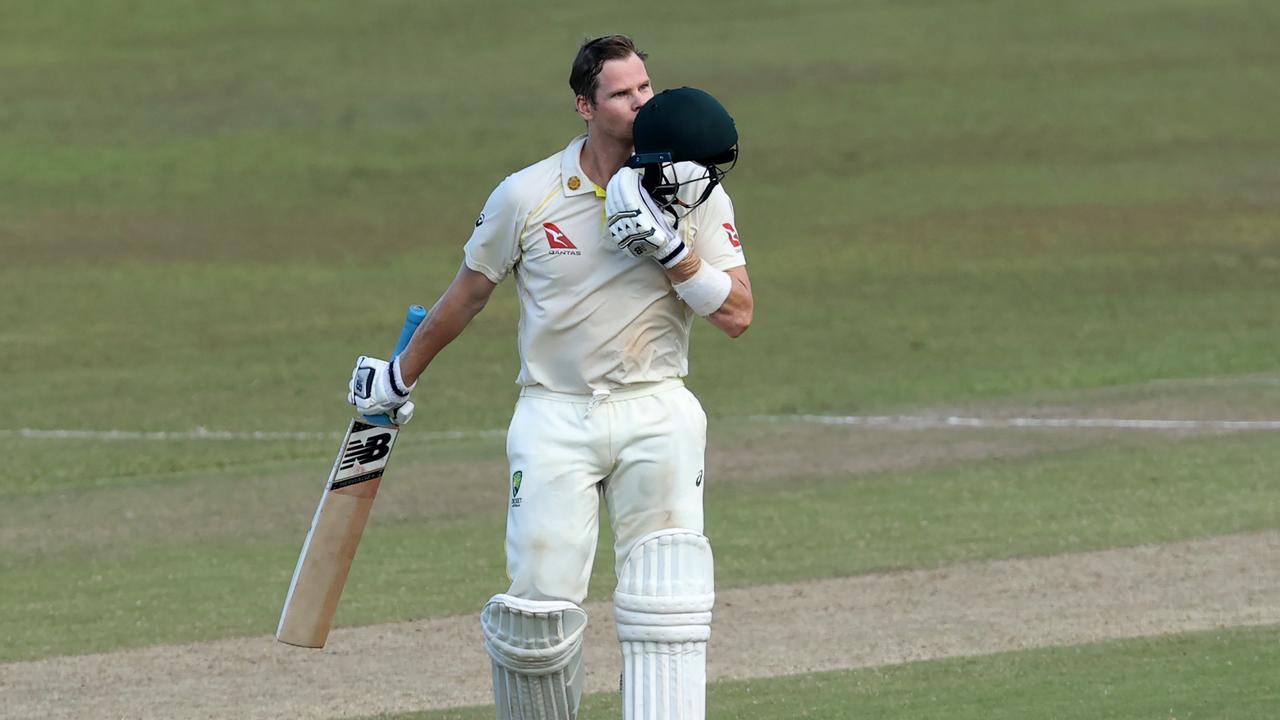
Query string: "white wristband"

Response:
xmin=672 ymin=261 xmax=733 ymax=316
xmin=390 ymin=355 xmax=417 ymax=397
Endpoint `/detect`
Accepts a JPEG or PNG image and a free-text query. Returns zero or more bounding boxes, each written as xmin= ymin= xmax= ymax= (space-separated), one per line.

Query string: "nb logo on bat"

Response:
xmin=340 ymin=433 xmax=393 ymax=470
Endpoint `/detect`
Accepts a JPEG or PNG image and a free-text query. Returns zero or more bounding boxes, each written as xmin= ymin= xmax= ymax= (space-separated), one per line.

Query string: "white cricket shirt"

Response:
xmin=464 ymin=134 xmax=745 ymax=393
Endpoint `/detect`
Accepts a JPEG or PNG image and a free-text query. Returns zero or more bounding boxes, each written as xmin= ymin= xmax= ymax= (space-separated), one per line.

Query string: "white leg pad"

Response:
xmin=614 ymin=529 xmax=715 ymax=720
xmin=481 ymin=594 xmax=588 ymax=720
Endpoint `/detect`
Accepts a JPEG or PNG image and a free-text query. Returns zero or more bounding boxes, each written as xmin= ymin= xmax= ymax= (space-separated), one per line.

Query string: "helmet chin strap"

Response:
xmin=639 ymin=162 xmax=669 ymax=196
xmin=640 ymin=161 xmax=730 ymax=228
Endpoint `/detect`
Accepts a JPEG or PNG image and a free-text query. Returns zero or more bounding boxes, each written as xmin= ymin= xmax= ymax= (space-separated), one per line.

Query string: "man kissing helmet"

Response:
xmin=626 ymin=86 xmax=739 ymax=225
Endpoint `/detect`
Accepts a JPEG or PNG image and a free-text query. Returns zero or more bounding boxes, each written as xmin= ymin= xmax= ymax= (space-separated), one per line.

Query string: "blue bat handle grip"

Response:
xmin=362 ymin=304 xmax=428 ymax=426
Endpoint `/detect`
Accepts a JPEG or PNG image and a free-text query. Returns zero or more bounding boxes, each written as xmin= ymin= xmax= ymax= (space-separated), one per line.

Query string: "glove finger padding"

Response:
xmin=390 ymin=400 xmax=415 ymax=425
xmin=605 ymin=167 xmax=689 ymax=268
xmin=349 ymin=356 xmax=375 ymax=402
xmin=348 ymin=355 xmax=415 ymax=417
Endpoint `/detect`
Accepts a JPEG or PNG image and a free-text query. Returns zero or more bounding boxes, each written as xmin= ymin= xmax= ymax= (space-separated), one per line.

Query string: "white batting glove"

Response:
xmin=388 ymin=400 xmax=415 ymax=425
xmin=605 ymin=167 xmax=690 ymax=269
xmin=348 ymin=355 xmax=416 ymax=424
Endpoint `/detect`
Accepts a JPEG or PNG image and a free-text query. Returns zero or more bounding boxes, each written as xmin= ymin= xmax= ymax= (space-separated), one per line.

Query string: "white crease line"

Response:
xmin=4 ymin=415 xmax=1279 ymax=442
xmin=755 ymin=415 xmax=1280 ymax=431
xmin=1149 ymin=376 xmax=1280 ymax=387
xmin=0 ymin=428 xmax=334 ymax=441
xmin=0 ymin=427 xmax=507 ymax=442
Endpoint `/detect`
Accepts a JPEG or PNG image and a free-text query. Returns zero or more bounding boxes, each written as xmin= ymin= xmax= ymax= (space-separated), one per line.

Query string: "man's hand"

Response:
xmin=605 ymin=167 xmax=690 ymax=269
xmin=348 ymin=355 xmax=416 ymax=425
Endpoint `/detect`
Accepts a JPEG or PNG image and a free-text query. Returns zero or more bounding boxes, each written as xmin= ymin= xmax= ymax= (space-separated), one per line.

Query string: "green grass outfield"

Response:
xmin=4 ymin=428 xmax=1278 ymax=661
xmin=2 ymin=0 xmax=1279 ymax=716
xmin=379 ymin=625 xmax=1280 ymax=719
xmin=4 ymin=0 xmax=1279 ymax=435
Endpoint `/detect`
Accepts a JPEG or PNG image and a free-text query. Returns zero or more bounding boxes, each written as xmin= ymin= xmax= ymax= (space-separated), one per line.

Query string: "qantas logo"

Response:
xmin=544 ymin=222 xmax=576 ymax=249
xmin=723 ymin=223 xmax=742 ymax=248
xmin=543 ymin=222 xmax=581 ymax=255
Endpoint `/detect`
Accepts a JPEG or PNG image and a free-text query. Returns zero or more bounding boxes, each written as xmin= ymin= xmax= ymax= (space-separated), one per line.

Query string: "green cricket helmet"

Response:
xmin=625 ymin=87 xmax=738 ymax=220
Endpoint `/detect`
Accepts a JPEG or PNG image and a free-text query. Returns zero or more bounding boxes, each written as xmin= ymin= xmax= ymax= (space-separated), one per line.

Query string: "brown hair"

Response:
xmin=569 ymin=35 xmax=648 ymax=104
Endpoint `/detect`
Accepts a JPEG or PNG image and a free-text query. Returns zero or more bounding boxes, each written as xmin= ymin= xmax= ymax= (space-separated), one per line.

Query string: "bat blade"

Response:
xmin=276 ymin=419 xmax=400 ymax=648
xmin=276 ymin=303 xmax=426 ymax=649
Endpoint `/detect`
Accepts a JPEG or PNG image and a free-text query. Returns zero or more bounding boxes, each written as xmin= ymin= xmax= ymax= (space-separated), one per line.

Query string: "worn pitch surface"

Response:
xmin=3 ymin=532 xmax=1276 ymax=719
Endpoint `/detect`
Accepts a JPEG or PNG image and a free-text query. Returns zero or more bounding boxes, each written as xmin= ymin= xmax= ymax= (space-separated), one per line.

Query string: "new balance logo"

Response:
xmin=340 ymin=432 xmax=393 ymax=470
xmin=543 ymin=222 xmax=581 ymax=255
xmin=352 ymin=368 xmax=373 ymax=399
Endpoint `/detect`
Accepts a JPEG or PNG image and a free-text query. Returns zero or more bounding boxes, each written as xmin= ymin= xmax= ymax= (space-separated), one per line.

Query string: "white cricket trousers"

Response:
xmin=503 ymin=378 xmax=707 ymax=604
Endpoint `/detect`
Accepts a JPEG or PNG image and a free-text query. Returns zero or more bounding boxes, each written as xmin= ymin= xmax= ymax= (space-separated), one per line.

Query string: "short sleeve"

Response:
xmin=689 ymin=183 xmax=746 ymax=271
xmin=463 ymin=177 xmax=523 ymax=283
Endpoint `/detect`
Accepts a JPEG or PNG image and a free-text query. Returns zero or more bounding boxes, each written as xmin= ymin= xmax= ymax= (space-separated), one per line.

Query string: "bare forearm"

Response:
xmin=664 ymin=257 xmax=753 ymax=338
xmin=397 ymin=265 xmax=496 ymax=384
xmin=664 ymin=253 xmax=702 ymax=284
xmin=707 ymin=269 xmax=753 ymax=337
xmin=397 ymin=298 xmax=481 ymax=383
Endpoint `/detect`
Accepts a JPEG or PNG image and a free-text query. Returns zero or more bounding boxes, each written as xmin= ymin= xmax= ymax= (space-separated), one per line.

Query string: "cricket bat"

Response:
xmin=276 ymin=303 xmax=428 ymax=648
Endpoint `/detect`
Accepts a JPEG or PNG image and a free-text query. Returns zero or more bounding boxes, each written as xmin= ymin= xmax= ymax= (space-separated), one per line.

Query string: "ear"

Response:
xmin=575 ymin=94 xmax=594 ymax=122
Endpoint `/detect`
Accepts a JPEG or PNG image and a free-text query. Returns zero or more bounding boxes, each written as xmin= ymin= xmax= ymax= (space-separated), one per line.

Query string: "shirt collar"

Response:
xmin=561 ymin=134 xmax=606 ymax=197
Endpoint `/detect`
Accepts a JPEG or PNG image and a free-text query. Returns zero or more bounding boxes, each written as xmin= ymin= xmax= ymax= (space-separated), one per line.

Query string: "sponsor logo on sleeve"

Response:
xmin=723 ymin=223 xmax=741 ymax=248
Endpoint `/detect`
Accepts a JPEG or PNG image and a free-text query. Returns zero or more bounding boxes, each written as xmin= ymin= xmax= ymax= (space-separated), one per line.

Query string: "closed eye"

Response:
xmin=614 ymin=83 xmax=650 ymax=99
